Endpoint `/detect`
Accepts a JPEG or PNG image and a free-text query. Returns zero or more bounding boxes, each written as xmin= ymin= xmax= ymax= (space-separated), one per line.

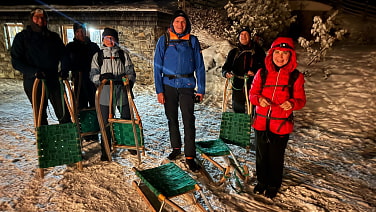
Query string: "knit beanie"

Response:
xmin=238 ymin=27 xmax=252 ymax=39
xmin=30 ymin=8 xmax=48 ymax=21
xmin=73 ymin=22 xmax=85 ymax=33
xmin=102 ymin=27 xmax=118 ymax=42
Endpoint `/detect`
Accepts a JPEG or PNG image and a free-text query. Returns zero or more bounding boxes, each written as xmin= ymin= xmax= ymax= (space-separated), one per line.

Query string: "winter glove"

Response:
xmin=59 ymin=71 xmax=69 ymax=80
xmin=35 ymin=71 xmax=46 ymax=79
xmin=99 ymin=73 xmax=115 ymax=81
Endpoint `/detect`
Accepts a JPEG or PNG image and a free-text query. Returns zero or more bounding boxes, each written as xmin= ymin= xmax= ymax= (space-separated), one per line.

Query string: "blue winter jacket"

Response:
xmin=153 ymin=29 xmax=205 ymax=95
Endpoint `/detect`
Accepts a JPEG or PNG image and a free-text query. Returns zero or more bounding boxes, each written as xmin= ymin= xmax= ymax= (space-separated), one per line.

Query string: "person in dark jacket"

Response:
xmin=222 ymin=28 xmax=266 ymax=113
xmin=90 ymin=28 xmax=137 ymax=161
xmin=66 ymin=22 xmax=99 ymax=110
xmin=66 ymin=22 xmax=100 ymax=141
xmin=153 ymin=10 xmax=205 ymax=172
xmin=250 ymin=37 xmax=306 ymax=199
xmin=11 ymin=8 xmax=71 ymax=125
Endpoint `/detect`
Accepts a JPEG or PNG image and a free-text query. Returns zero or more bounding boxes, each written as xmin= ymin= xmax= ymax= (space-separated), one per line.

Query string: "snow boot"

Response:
xmin=167 ymin=148 xmax=181 ymax=160
xmin=186 ymin=158 xmax=201 ymax=172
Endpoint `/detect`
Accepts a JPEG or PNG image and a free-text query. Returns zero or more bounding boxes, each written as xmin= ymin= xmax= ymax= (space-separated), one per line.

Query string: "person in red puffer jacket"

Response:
xmin=249 ymin=37 xmax=306 ymax=199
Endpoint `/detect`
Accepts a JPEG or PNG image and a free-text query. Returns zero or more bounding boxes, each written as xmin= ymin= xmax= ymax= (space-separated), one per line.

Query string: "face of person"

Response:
xmin=239 ymin=31 xmax=251 ymax=45
xmin=103 ymin=36 xmax=116 ymax=47
xmin=75 ymin=28 xmax=86 ymax=42
xmin=32 ymin=11 xmax=47 ymax=27
xmin=273 ymin=49 xmax=291 ymax=67
xmin=173 ymin=16 xmax=186 ymax=34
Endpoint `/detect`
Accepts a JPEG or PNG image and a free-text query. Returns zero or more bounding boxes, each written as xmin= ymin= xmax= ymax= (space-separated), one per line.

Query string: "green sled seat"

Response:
xmin=196 ymin=112 xmax=252 ymax=186
xmin=37 ymin=122 xmax=82 ymax=168
xmin=78 ymin=108 xmax=100 ymax=136
xmin=132 ymin=162 xmax=213 ymax=212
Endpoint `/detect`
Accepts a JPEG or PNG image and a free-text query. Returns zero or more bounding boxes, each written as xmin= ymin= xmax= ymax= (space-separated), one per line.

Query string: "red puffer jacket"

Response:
xmin=249 ymin=37 xmax=306 ymax=135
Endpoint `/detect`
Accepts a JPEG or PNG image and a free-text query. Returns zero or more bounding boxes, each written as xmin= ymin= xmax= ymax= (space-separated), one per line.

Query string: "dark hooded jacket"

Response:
xmin=66 ymin=37 xmax=99 ymax=73
xmin=250 ymin=37 xmax=306 ymax=134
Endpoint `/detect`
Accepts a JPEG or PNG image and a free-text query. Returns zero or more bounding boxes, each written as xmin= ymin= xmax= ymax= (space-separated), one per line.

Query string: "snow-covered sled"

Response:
xmin=95 ymin=77 xmax=144 ymax=164
xmin=32 ymin=78 xmax=83 ymax=178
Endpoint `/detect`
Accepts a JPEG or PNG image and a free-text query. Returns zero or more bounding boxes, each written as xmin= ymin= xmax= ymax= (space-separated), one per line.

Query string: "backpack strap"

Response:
xmin=97 ymin=49 xmax=125 ymax=69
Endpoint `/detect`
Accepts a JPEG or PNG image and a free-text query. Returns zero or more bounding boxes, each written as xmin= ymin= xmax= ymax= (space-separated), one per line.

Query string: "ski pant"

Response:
xmin=163 ymin=85 xmax=196 ymax=158
xmin=255 ymin=130 xmax=289 ymax=188
xmin=23 ymin=76 xmax=71 ymax=125
xmin=99 ymin=104 xmax=130 ymax=155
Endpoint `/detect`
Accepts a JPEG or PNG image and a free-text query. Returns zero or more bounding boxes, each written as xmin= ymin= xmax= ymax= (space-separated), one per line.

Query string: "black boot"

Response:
xmin=253 ymin=183 xmax=267 ymax=195
xmin=128 ymin=149 xmax=138 ymax=155
xmin=167 ymin=149 xmax=181 ymax=160
xmin=186 ymin=158 xmax=201 ymax=172
xmin=265 ymin=186 xmax=279 ymax=199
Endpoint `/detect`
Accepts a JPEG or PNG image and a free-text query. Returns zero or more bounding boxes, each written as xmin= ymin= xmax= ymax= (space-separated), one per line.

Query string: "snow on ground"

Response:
xmin=0 ymin=43 xmax=375 ymax=212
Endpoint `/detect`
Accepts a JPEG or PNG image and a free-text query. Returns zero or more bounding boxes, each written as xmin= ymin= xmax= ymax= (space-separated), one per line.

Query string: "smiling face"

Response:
xmin=103 ymin=36 xmax=116 ymax=47
xmin=173 ymin=16 xmax=187 ymax=34
xmin=239 ymin=31 xmax=251 ymax=45
xmin=273 ymin=49 xmax=291 ymax=67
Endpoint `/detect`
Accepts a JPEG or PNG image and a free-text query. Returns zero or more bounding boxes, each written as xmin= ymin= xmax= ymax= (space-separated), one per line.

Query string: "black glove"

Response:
xmin=99 ymin=73 xmax=115 ymax=81
xmin=35 ymin=71 xmax=46 ymax=79
xmin=60 ymin=71 xmax=69 ymax=80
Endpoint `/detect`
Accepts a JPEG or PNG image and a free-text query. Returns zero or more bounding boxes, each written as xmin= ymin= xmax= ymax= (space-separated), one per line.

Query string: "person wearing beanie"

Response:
xmin=66 ymin=22 xmax=100 ymax=141
xmin=153 ymin=10 xmax=205 ymax=172
xmin=249 ymin=37 xmax=306 ymax=199
xmin=11 ymin=7 xmax=71 ymax=125
xmin=90 ymin=27 xmax=137 ymax=161
xmin=222 ymin=27 xmax=266 ymax=113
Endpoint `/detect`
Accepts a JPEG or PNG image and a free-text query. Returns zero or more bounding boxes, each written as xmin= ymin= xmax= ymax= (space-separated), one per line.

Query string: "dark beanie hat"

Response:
xmin=73 ymin=22 xmax=85 ymax=33
xmin=102 ymin=27 xmax=118 ymax=42
xmin=238 ymin=27 xmax=252 ymax=38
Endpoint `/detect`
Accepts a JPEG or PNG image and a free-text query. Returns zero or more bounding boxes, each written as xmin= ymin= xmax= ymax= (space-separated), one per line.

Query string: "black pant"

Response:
xmin=232 ymin=88 xmax=248 ymax=113
xmin=99 ymin=104 xmax=130 ymax=155
xmin=24 ymin=77 xmax=71 ymax=125
xmin=72 ymin=72 xmax=97 ymax=109
xmin=163 ymin=85 xmax=196 ymax=158
xmin=255 ymin=130 xmax=289 ymax=188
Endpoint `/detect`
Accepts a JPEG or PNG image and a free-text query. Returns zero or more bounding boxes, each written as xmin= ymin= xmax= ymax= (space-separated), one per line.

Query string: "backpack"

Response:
xmin=260 ymin=68 xmax=300 ymax=98
xmin=163 ymin=31 xmax=192 ymax=53
xmin=97 ymin=49 xmax=125 ymax=68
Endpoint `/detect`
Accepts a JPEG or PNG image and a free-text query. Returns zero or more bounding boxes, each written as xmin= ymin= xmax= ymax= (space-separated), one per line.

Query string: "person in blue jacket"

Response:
xmin=153 ymin=10 xmax=206 ymax=172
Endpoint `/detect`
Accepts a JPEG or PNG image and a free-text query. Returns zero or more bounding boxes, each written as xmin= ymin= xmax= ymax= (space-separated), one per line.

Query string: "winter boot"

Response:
xmin=265 ymin=186 xmax=279 ymax=199
xmin=167 ymin=148 xmax=181 ymax=160
xmin=253 ymin=183 xmax=267 ymax=195
xmin=128 ymin=149 xmax=138 ymax=155
xmin=186 ymin=158 xmax=201 ymax=172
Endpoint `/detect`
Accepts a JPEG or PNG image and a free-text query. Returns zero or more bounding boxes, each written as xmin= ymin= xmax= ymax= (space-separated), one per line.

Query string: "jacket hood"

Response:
xmin=265 ymin=37 xmax=297 ymax=73
xmin=170 ymin=10 xmax=191 ymax=36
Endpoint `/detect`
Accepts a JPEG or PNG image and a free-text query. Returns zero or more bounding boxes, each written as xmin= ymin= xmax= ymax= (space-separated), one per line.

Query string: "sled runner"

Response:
xmin=32 ymin=78 xmax=83 ymax=178
xmin=132 ymin=162 xmax=213 ymax=212
xmin=72 ymin=72 xmax=100 ymax=142
xmin=195 ymin=77 xmax=252 ymax=186
xmin=95 ymin=77 xmax=144 ymax=164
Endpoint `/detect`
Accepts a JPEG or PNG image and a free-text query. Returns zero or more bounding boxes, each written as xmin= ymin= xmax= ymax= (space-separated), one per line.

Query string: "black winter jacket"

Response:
xmin=66 ymin=37 xmax=99 ymax=73
xmin=11 ymin=26 xmax=69 ymax=79
xmin=222 ymin=42 xmax=266 ymax=90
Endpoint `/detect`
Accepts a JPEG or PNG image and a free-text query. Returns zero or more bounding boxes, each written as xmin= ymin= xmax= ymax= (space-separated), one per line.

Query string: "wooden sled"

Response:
xmin=72 ymin=72 xmax=100 ymax=143
xmin=133 ymin=162 xmax=213 ymax=212
xmin=95 ymin=77 xmax=144 ymax=164
xmin=195 ymin=77 xmax=253 ymax=187
xmin=32 ymin=78 xmax=83 ymax=178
